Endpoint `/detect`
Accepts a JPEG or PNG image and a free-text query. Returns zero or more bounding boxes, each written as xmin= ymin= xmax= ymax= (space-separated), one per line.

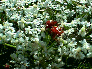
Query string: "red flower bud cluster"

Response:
xmin=5 ymin=63 xmax=9 ymax=69
xmin=45 ymin=20 xmax=64 ymax=39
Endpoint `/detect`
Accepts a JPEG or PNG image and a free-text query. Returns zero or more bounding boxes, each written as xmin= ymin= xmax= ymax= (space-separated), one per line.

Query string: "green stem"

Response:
xmin=4 ymin=43 xmax=16 ymax=48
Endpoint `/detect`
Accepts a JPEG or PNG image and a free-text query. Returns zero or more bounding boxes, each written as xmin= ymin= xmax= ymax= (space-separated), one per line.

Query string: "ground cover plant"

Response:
xmin=0 ymin=0 xmax=92 ymax=69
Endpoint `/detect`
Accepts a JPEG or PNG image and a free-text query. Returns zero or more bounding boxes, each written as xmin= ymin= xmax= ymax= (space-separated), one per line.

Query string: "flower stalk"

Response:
xmin=4 ymin=43 xmax=16 ymax=48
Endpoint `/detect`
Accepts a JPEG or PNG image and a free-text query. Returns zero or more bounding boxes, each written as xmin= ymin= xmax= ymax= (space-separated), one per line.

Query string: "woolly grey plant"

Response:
xmin=0 ymin=0 xmax=92 ymax=69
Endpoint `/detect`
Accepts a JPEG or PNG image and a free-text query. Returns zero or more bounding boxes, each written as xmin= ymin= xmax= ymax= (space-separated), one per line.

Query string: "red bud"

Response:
xmin=46 ymin=20 xmax=57 ymax=28
xmin=5 ymin=64 xmax=9 ymax=69
xmin=50 ymin=26 xmax=64 ymax=38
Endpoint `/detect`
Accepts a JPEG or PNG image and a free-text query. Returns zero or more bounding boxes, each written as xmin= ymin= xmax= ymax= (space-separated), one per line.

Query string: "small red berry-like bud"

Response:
xmin=51 ymin=26 xmax=58 ymax=33
xmin=50 ymin=26 xmax=64 ymax=38
xmin=52 ymin=21 xmax=57 ymax=26
xmin=46 ymin=20 xmax=57 ymax=28
xmin=5 ymin=63 xmax=9 ymax=69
